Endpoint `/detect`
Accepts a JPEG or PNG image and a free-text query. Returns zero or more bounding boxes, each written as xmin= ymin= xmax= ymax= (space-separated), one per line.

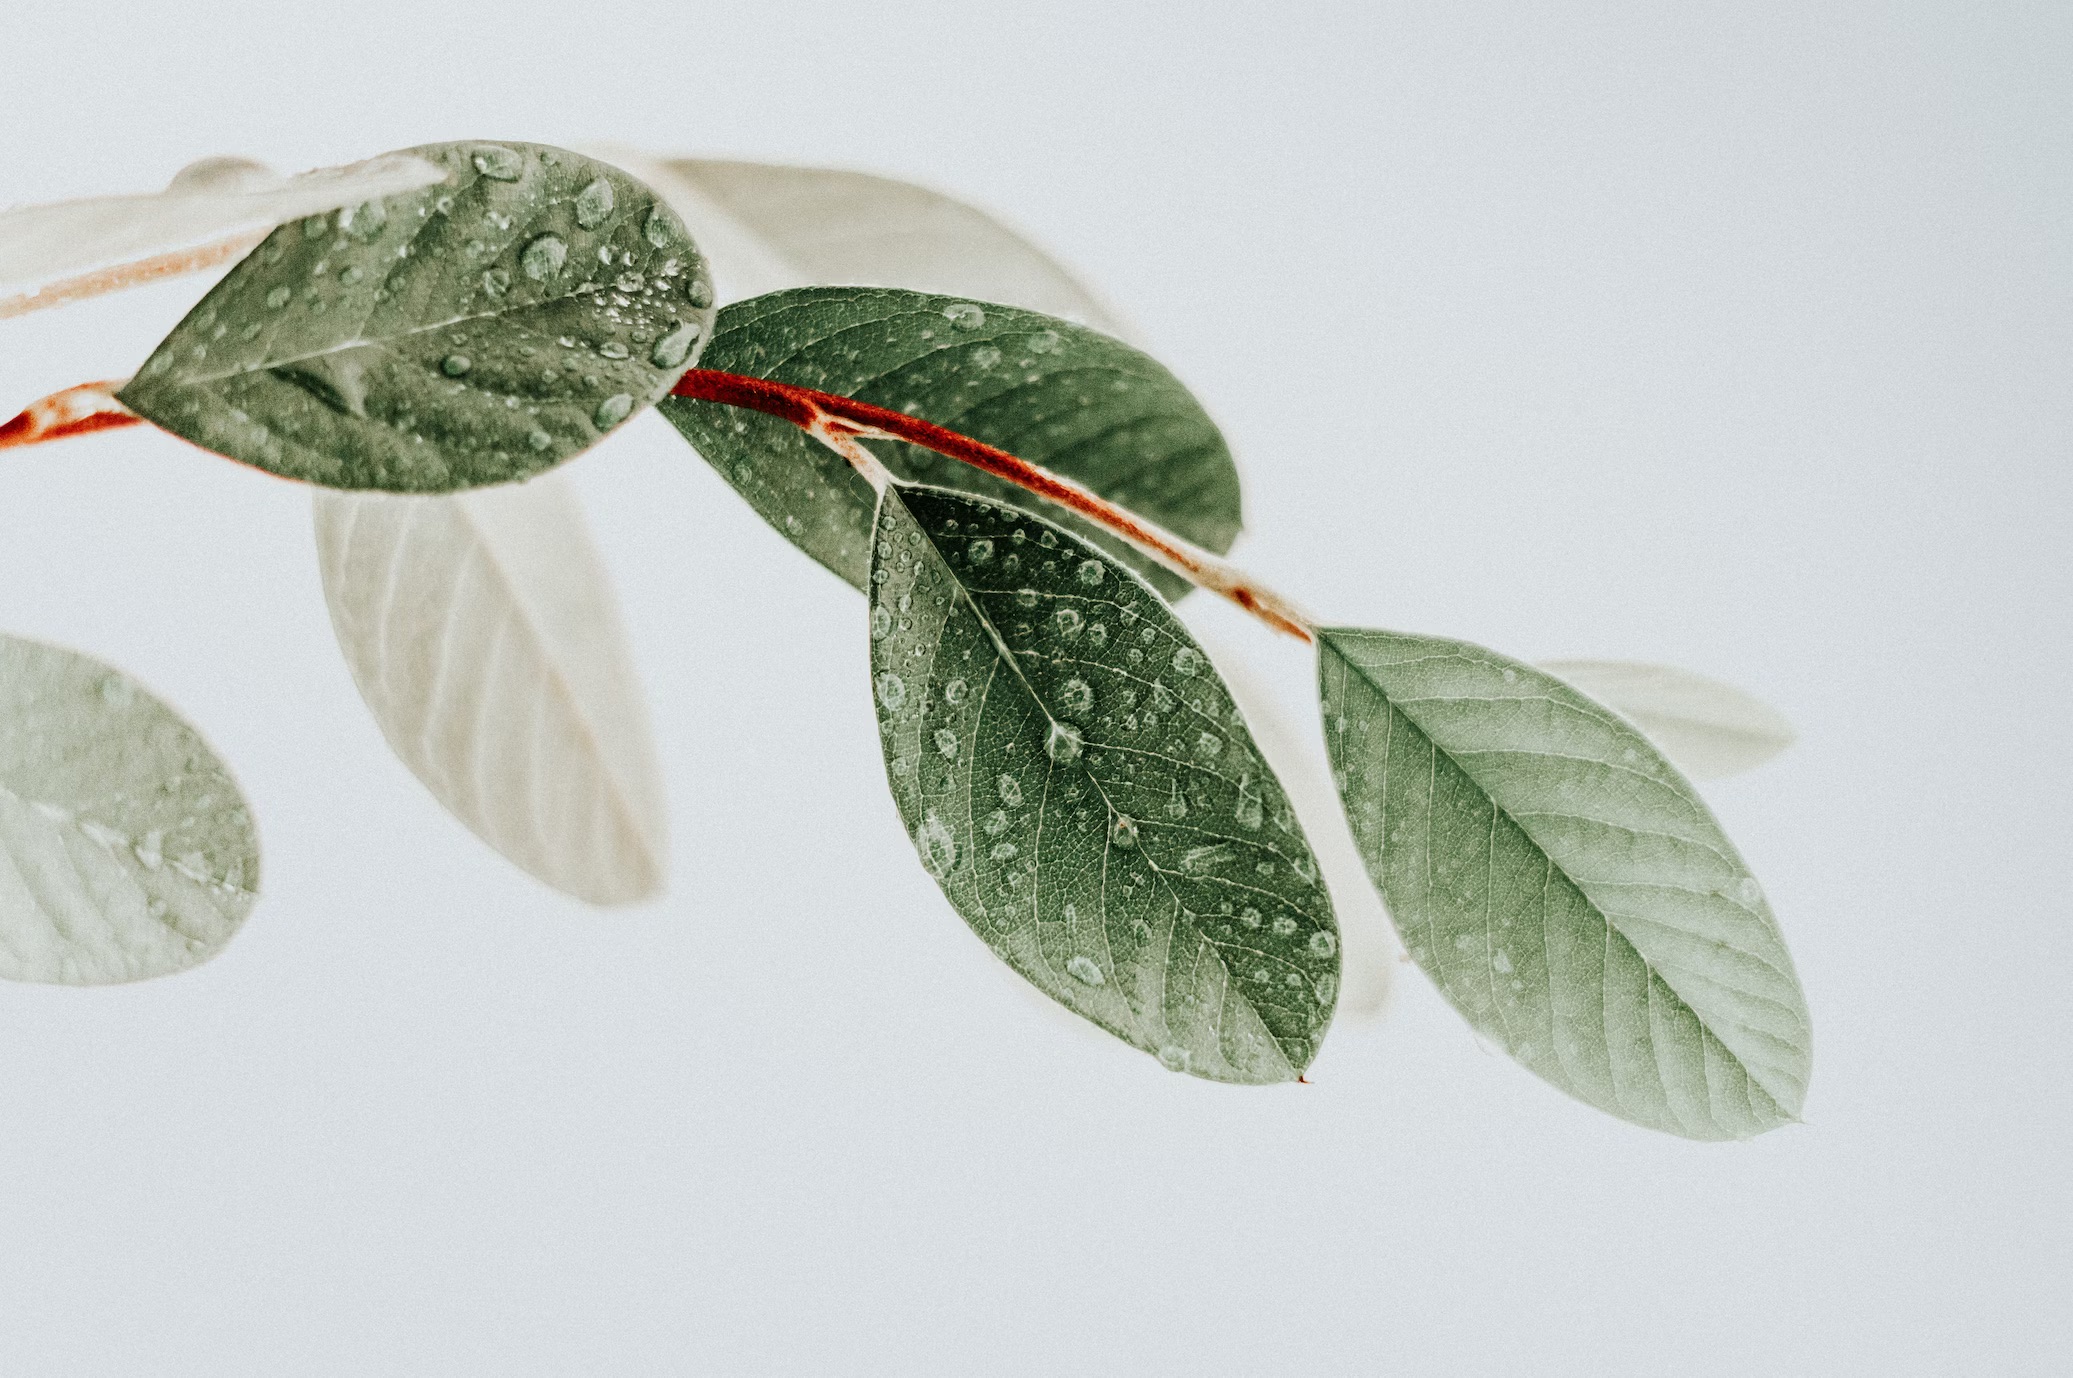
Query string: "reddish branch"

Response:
xmin=671 ymin=371 xmax=1317 ymax=642
xmin=0 ymin=369 xmax=1317 ymax=642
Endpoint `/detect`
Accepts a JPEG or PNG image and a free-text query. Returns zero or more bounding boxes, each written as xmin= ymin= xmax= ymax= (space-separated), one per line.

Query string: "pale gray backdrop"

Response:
xmin=0 ymin=1 xmax=2066 ymax=1373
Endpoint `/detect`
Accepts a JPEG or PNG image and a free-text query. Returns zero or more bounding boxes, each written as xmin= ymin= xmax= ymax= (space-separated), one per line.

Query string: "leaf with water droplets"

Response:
xmin=871 ymin=484 xmax=1337 ymax=1083
xmin=0 ymin=635 xmax=259 ymax=984
xmin=312 ymin=474 xmax=666 ymax=904
xmin=1538 ymin=661 xmax=1796 ymax=779
xmin=118 ymin=142 xmax=714 ymax=492
xmin=1316 ymin=628 xmax=1812 ymax=1138
xmin=659 ymin=287 xmax=1241 ymax=601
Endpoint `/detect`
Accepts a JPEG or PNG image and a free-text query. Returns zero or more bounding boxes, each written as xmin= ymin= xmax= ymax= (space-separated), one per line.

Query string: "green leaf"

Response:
xmin=1537 ymin=660 xmax=1796 ymax=780
xmin=119 ymin=141 xmax=714 ymax=493
xmin=659 ymin=287 xmax=1241 ymax=601
xmin=0 ymin=635 xmax=259 ymax=984
xmin=870 ymin=483 xmax=1336 ymax=1083
xmin=1317 ymin=629 xmax=1811 ymax=1139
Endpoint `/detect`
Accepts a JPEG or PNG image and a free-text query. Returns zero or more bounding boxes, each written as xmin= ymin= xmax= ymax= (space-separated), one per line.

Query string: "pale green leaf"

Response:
xmin=871 ymin=484 xmax=1337 ymax=1083
xmin=313 ymin=475 xmax=667 ymax=904
xmin=0 ymin=151 xmax=446 ymax=319
xmin=119 ymin=142 xmax=714 ymax=492
xmin=1539 ymin=660 xmax=1796 ymax=779
xmin=0 ymin=635 xmax=258 ymax=984
xmin=659 ymin=287 xmax=1241 ymax=602
xmin=1318 ymin=629 xmax=1811 ymax=1138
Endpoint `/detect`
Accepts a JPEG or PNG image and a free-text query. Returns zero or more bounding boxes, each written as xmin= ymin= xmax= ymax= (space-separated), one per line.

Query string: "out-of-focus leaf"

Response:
xmin=1539 ymin=660 xmax=1795 ymax=779
xmin=0 ymin=152 xmax=446 ymax=318
xmin=0 ymin=634 xmax=258 ymax=983
xmin=313 ymin=474 xmax=667 ymax=904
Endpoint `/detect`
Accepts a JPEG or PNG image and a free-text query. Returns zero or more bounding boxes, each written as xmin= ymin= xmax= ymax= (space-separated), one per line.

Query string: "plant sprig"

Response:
xmin=0 ymin=141 xmax=1811 ymax=1138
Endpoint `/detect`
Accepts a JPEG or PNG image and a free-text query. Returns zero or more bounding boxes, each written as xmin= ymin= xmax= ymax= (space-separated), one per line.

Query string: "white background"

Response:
xmin=1 ymin=2 xmax=2067 ymax=1372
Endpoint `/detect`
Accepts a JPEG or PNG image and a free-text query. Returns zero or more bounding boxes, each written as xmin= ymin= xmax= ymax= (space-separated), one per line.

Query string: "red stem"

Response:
xmin=671 ymin=369 xmax=1315 ymax=641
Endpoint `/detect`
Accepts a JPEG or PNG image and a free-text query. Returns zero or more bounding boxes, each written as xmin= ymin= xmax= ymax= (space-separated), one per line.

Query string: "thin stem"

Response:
xmin=672 ymin=369 xmax=1318 ymax=643
xmin=0 ymin=232 xmax=269 ymax=321
xmin=0 ymin=380 xmax=140 ymax=450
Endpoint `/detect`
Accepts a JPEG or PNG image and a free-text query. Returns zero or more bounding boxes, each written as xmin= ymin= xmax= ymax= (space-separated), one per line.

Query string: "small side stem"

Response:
xmin=673 ymin=369 xmax=1318 ymax=643
xmin=0 ymin=380 xmax=139 ymax=450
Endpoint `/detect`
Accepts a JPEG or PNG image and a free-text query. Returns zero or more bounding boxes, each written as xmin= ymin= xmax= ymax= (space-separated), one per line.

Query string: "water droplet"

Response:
xmin=614 ymin=272 xmax=645 ymax=293
xmin=1314 ymin=974 xmax=1339 ymax=1007
xmin=471 ymin=145 xmax=524 ymax=180
xmin=441 ymin=353 xmax=472 ymax=377
xmin=593 ymin=393 xmax=635 ymax=428
xmin=943 ymin=302 xmax=986 ymax=329
xmin=1502 ymin=667 xmax=1519 ymax=683
xmin=686 ymin=278 xmax=714 ymax=309
xmin=651 ymin=320 xmax=701 ymax=369
xmin=972 ymin=344 xmax=1002 ymax=369
xmin=1053 ymin=607 xmax=1084 ymax=638
xmin=1157 ymin=1045 xmax=1191 ymax=1073
xmin=1309 ymin=930 xmax=1337 ymax=959
xmin=481 ymin=267 xmax=511 ymax=298
xmin=1015 ymin=587 xmax=1039 ymax=609
xmin=875 ymin=672 xmax=908 ymax=711
xmin=1029 ymin=329 xmax=1063 ymax=354
xmin=967 ymin=539 xmax=994 ymax=565
xmin=934 ymin=728 xmax=960 ymax=760
xmin=1195 ymin=732 xmax=1224 ymax=758
xmin=1235 ymin=777 xmax=1263 ymax=830
xmin=265 ymin=286 xmax=292 ymax=310
xmin=574 ymin=178 xmax=616 ymax=229
xmin=997 ymin=774 xmax=1023 ymax=807
xmin=643 ymin=209 xmax=677 ymax=248
xmin=1172 ymin=647 xmax=1203 ymax=677
xmin=1059 ymin=677 xmax=1095 ymax=716
xmin=1045 ymin=722 xmax=1084 ymax=762
xmin=527 ymin=429 xmax=553 ymax=451
xmin=943 ymin=678 xmax=969 ymax=705
xmin=1067 ymin=955 xmax=1106 ymax=986
xmin=1164 ymin=785 xmax=1189 ymax=819
xmin=871 ymin=605 xmax=893 ymax=640
xmin=1271 ymin=914 xmax=1298 ymax=937
xmin=983 ymin=810 xmax=1010 ymax=836
xmin=521 ymin=233 xmax=567 ymax=281
xmin=1491 ymin=949 xmax=1514 ymax=974
xmin=596 ymin=341 xmax=630 ymax=361
xmin=1076 ymin=559 xmax=1105 ymax=587
xmin=915 ymin=814 xmax=956 ymax=879
xmin=1110 ymin=815 xmax=1139 ymax=849
xmin=989 ymin=841 xmax=1020 ymax=862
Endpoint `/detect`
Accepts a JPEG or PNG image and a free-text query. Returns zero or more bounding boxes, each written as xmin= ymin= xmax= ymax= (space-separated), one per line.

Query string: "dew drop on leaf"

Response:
xmin=593 ymin=394 xmax=635 ymax=429
xmin=1045 ymin=722 xmax=1084 ymax=763
xmin=574 ymin=178 xmax=616 ymax=229
xmin=1067 ymin=955 xmax=1106 ymax=986
xmin=521 ymin=233 xmax=567 ymax=281
xmin=943 ymin=302 xmax=986 ymax=330
xmin=651 ymin=320 xmax=701 ymax=370
xmin=875 ymin=672 xmax=907 ymax=711
xmin=996 ymin=774 xmax=1022 ymax=807
xmin=1109 ymin=816 xmax=1139 ymax=850
xmin=915 ymin=814 xmax=956 ymax=879
xmin=441 ymin=354 xmax=472 ymax=377
xmin=471 ymin=145 xmax=524 ymax=180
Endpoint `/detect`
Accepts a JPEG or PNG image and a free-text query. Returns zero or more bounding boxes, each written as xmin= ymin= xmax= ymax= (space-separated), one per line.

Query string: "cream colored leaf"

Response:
xmin=313 ymin=476 xmax=666 ymax=904
xmin=586 ymin=143 xmax=1128 ymax=331
xmin=0 ymin=152 xmax=445 ymax=319
xmin=1539 ymin=660 xmax=1796 ymax=779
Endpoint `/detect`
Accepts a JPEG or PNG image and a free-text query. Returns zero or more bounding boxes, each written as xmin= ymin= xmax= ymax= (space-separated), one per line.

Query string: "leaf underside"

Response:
xmin=1318 ymin=629 xmax=1811 ymax=1138
xmin=120 ymin=141 xmax=715 ymax=493
xmin=0 ymin=635 xmax=258 ymax=984
xmin=313 ymin=477 xmax=668 ymax=904
xmin=870 ymin=484 xmax=1337 ymax=1083
xmin=1539 ymin=660 xmax=1796 ymax=780
xmin=660 ymin=287 xmax=1242 ymax=601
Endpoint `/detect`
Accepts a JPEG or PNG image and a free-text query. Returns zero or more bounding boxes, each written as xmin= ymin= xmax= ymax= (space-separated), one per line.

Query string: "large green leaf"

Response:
xmin=0 ymin=635 xmax=259 ymax=984
xmin=660 ymin=287 xmax=1241 ymax=601
xmin=120 ymin=141 xmax=713 ymax=492
xmin=870 ymin=483 xmax=1336 ymax=1083
xmin=1317 ymin=629 xmax=1811 ymax=1138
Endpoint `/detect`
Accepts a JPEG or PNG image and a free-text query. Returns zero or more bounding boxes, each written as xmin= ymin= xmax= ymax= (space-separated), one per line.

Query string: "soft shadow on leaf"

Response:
xmin=313 ymin=475 xmax=667 ymax=905
xmin=0 ymin=152 xmax=446 ymax=319
xmin=662 ymin=287 xmax=1241 ymax=601
xmin=120 ymin=141 xmax=713 ymax=492
xmin=0 ymin=635 xmax=259 ymax=983
xmin=1318 ymin=629 xmax=1811 ymax=1138
xmin=870 ymin=483 xmax=1337 ymax=1083
xmin=1539 ymin=660 xmax=1795 ymax=779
